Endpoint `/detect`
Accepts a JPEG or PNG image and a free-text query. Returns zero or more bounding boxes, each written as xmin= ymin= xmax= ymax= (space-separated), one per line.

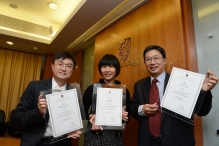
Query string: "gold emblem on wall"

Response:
xmin=118 ymin=37 xmax=140 ymax=67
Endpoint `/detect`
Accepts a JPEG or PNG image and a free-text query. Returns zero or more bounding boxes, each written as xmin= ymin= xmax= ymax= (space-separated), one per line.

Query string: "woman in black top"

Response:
xmin=83 ymin=54 xmax=130 ymax=146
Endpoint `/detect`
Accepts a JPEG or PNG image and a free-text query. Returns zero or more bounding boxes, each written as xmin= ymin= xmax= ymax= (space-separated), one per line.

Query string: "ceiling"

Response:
xmin=0 ymin=0 xmax=148 ymax=54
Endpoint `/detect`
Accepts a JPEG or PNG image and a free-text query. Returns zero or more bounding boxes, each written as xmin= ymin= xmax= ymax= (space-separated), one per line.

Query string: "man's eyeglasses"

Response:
xmin=145 ymin=56 xmax=163 ymax=63
xmin=55 ymin=63 xmax=73 ymax=70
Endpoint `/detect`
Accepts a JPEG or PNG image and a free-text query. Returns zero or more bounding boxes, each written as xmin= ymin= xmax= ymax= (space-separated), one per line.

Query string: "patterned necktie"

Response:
xmin=149 ymin=78 xmax=161 ymax=137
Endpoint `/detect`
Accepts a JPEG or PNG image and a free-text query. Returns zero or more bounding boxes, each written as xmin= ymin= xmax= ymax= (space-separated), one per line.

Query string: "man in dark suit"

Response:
xmin=130 ymin=45 xmax=219 ymax=146
xmin=12 ymin=52 xmax=82 ymax=146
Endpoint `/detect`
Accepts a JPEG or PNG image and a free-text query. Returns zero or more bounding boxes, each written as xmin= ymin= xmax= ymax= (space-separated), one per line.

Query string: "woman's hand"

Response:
xmin=122 ymin=106 xmax=128 ymax=121
xmin=89 ymin=114 xmax=103 ymax=130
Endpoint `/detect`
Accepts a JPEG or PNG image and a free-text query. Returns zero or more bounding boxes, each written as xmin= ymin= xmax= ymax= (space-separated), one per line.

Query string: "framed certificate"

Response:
xmin=92 ymin=84 xmax=126 ymax=130
xmin=46 ymin=89 xmax=83 ymax=137
xmin=95 ymin=88 xmax=123 ymax=126
xmin=40 ymin=83 xmax=86 ymax=144
xmin=161 ymin=67 xmax=205 ymax=124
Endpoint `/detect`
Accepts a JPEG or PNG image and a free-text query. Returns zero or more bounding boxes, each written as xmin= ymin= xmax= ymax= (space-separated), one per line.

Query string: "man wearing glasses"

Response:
xmin=130 ymin=45 xmax=219 ymax=146
xmin=12 ymin=52 xmax=82 ymax=146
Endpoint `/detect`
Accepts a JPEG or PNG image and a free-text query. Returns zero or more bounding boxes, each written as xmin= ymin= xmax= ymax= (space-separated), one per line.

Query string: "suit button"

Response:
xmin=96 ymin=132 xmax=99 ymax=135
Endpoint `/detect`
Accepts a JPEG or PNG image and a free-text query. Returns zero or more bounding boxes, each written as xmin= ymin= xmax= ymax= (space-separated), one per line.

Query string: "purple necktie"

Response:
xmin=149 ymin=79 xmax=161 ymax=137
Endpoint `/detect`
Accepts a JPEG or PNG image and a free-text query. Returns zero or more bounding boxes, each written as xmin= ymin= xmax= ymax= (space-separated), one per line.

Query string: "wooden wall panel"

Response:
xmin=41 ymin=54 xmax=54 ymax=80
xmin=180 ymin=0 xmax=198 ymax=68
xmin=68 ymin=50 xmax=83 ymax=85
xmin=94 ymin=0 xmax=197 ymax=145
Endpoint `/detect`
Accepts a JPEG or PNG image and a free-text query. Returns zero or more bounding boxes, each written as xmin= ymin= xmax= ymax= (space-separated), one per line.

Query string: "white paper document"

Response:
xmin=161 ymin=67 xmax=205 ymax=118
xmin=46 ymin=89 xmax=83 ymax=137
xmin=95 ymin=88 xmax=123 ymax=126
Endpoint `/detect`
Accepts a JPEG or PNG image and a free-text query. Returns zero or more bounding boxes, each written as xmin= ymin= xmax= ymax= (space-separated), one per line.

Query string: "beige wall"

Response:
xmin=78 ymin=45 xmax=94 ymax=146
xmin=81 ymin=45 xmax=94 ymax=94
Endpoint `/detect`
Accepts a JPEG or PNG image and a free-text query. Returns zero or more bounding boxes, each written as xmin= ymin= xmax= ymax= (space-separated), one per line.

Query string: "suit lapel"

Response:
xmin=66 ymin=84 xmax=74 ymax=90
xmin=162 ymin=73 xmax=170 ymax=121
xmin=44 ymin=78 xmax=52 ymax=122
xmin=163 ymin=73 xmax=170 ymax=93
xmin=44 ymin=78 xmax=52 ymax=91
xmin=143 ymin=77 xmax=151 ymax=104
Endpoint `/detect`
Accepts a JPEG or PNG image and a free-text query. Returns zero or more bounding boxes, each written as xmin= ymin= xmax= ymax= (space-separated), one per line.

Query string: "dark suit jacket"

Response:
xmin=130 ymin=73 xmax=213 ymax=146
xmin=11 ymin=78 xmax=72 ymax=146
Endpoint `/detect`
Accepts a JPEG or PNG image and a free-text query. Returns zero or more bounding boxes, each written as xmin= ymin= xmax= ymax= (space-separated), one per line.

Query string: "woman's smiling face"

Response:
xmin=101 ymin=65 xmax=116 ymax=81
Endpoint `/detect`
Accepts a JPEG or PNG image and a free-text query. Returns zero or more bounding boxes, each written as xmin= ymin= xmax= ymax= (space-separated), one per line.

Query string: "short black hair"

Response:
xmin=98 ymin=54 xmax=120 ymax=77
xmin=52 ymin=52 xmax=76 ymax=69
xmin=143 ymin=45 xmax=166 ymax=61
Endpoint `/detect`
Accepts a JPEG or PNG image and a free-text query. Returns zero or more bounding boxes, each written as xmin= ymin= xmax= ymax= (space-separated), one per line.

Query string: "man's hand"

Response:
xmin=68 ymin=130 xmax=82 ymax=139
xmin=142 ymin=103 xmax=159 ymax=116
xmin=202 ymin=70 xmax=219 ymax=91
xmin=37 ymin=94 xmax=47 ymax=116
xmin=122 ymin=106 xmax=128 ymax=121
xmin=89 ymin=114 xmax=103 ymax=130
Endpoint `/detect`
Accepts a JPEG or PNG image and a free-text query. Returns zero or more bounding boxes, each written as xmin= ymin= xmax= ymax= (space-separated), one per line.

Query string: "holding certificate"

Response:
xmin=11 ymin=52 xmax=82 ymax=146
xmin=161 ymin=67 xmax=205 ymax=120
xmin=45 ymin=88 xmax=83 ymax=138
xmin=95 ymin=87 xmax=123 ymax=127
xmin=130 ymin=45 xmax=219 ymax=146
xmin=83 ymin=54 xmax=130 ymax=146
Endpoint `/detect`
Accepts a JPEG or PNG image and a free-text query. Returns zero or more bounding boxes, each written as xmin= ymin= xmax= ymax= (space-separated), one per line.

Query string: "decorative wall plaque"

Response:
xmin=118 ymin=37 xmax=140 ymax=67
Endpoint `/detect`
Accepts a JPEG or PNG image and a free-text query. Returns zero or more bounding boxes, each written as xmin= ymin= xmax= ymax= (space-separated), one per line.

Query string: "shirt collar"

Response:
xmin=52 ymin=77 xmax=67 ymax=89
xmin=150 ymin=71 xmax=166 ymax=84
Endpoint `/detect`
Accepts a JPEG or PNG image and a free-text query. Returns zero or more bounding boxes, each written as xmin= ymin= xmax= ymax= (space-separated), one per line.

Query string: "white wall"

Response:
xmin=192 ymin=0 xmax=219 ymax=145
